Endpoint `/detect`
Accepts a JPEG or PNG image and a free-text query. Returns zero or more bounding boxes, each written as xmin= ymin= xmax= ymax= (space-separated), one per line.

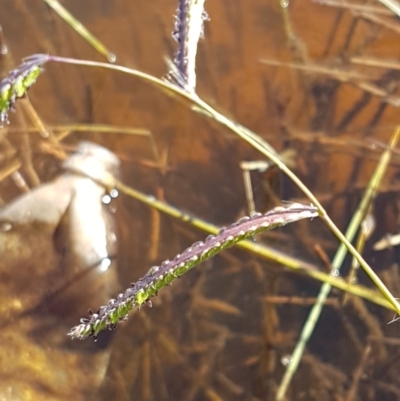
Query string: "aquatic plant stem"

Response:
xmin=46 ymin=55 xmax=400 ymax=316
xmin=275 ymin=127 xmax=400 ymax=401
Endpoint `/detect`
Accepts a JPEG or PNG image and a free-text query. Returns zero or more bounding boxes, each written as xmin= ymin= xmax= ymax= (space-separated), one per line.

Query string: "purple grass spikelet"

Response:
xmin=0 ymin=54 xmax=49 ymax=125
xmin=169 ymin=0 xmax=208 ymax=92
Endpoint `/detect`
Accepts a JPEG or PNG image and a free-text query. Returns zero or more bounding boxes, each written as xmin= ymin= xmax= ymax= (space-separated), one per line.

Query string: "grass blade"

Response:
xmin=43 ymin=0 xmax=116 ymax=62
xmin=276 ymin=127 xmax=400 ymax=401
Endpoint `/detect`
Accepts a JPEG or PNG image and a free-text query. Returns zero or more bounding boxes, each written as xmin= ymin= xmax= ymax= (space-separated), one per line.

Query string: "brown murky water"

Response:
xmin=1 ymin=1 xmax=400 ymax=400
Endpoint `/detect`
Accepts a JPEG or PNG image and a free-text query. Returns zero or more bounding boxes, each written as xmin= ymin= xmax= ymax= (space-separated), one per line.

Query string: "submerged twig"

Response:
xmin=355 ymin=10 xmax=400 ymax=36
xmin=0 ymin=159 xmax=22 ymax=182
xmin=68 ymin=203 xmax=319 ymax=339
xmin=314 ymin=0 xmax=394 ymax=16
xmin=19 ymin=97 xmax=63 ymax=154
xmin=345 ymin=344 xmax=372 ymax=401
xmin=2 ymin=124 xmax=151 ymax=137
xmin=259 ymin=58 xmax=368 ymax=81
xmin=351 ymin=56 xmax=400 ymax=71
xmin=240 ymin=160 xmax=271 ymax=215
xmin=259 ymin=58 xmax=400 ymax=106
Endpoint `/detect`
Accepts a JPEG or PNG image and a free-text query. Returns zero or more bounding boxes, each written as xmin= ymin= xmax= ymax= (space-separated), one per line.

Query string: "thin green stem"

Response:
xmin=43 ymin=0 xmax=116 ymax=62
xmin=275 ymin=127 xmax=400 ymax=401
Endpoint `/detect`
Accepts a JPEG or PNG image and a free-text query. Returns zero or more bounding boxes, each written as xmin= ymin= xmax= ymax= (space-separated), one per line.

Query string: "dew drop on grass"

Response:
xmin=281 ymin=355 xmax=293 ymax=366
xmin=99 ymin=257 xmax=111 ymax=272
xmin=102 ymin=194 xmax=112 ymax=204
xmin=107 ymin=53 xmax=117 ymax=63
xmin=110 ymin=189 xmax=119 ymax=198
xmin=280 ymin=0 xmax=290 ymax=8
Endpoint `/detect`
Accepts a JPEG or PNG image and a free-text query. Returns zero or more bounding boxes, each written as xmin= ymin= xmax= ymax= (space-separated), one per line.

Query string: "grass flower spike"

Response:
xmin=69 ymin=203 xmax=319 ymax=340
xmin=0 ymin=54 xmax=48 ymax=125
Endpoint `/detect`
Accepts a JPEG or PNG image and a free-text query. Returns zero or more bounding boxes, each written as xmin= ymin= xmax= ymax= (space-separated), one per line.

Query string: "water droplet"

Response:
xmin=331 ymin=268 xmax=340 ymax=277
xmin=281 ymin=355 xmax=292 ymax=366
xmin=102 ymin=194 xmax=111 ymax=204
xmin=280 ymin=0 xmax=290 ymax=7
xmin=107 ymin=53 xmax=117 ymax=63
xmin=99 ymin=258 xmax=111 ymax=272
xmin=110 ymin=189 xmax=119 ymax=198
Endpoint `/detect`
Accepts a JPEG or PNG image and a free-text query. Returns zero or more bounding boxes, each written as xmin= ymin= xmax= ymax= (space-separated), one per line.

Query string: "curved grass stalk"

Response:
xmin=115 ymin=182 xmax=318 ymax=273
xmin=68 ymin=203 xmax=319 ymax=339
xmin=114 ymin=182 xmax=395 ymax=311
xmin=3 ymin=124 xmax=151 ymax=137
xmin=275 ymin=127 xmax=400 ymax=401
xmin=44 ymin=55 xmax=400 ymax=315
xmin=1 ymin=55 xmax=398 ymax=324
